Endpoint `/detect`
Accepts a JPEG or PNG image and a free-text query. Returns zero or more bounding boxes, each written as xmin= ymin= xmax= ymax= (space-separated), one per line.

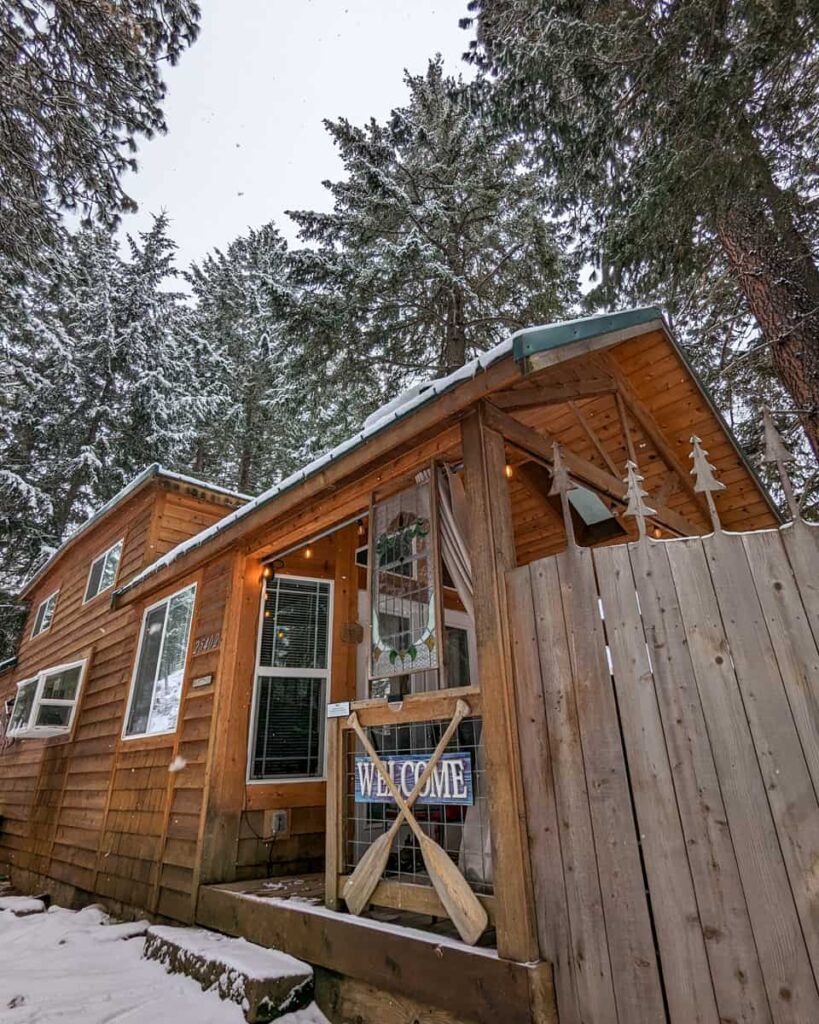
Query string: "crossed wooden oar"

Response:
xmin=343 ymin=699 xmax=488 ymax=945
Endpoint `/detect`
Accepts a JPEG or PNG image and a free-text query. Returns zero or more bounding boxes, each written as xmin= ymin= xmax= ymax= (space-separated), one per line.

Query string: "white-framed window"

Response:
xmin=248 ymin=575 xmax=333 ymax=782
xmin=6 ymin=660 xmax=88 ymax=739
xmin=31 ymin=590 xmax=59 ymax=639
xmin=84 ymin=539 xmax=124 ymax=603
xmin=123 ymin=584 xmax=196 ymax=739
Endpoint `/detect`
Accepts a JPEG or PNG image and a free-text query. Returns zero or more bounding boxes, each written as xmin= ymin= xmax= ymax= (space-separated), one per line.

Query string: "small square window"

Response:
xmin=31 ymin=591 xmax=59 ymax=639
xmin=84 ymin=539 xmax=123 ymax=602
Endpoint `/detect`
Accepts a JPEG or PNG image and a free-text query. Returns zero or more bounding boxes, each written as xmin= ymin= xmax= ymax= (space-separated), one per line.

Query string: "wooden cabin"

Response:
xmin=4 ymin=307 xmax=819 ymax=1024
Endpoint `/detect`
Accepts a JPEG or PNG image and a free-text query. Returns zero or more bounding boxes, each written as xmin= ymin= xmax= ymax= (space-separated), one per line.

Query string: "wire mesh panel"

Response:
xmin=370 ymin=480 xmax=441 ymax=680
xmin=341 ymin=714 xmax=493 ymax=897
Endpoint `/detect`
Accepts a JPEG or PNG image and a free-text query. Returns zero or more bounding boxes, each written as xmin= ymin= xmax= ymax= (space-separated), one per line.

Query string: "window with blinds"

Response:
xmin=249 ymin=575 xmax=332 ymax=781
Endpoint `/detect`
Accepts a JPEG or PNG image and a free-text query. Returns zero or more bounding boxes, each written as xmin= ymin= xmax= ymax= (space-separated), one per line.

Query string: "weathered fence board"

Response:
xmin=509 ymin=520 xmax=819 ymax=1024
xmin=594 ymin=543 xmax=721 ymax=1024
xmin=702 ymin=531 xmax=819 ymax=978
xmin=506 ymin=565 xmax=580 ymax=1024
xmin=528 ymin=555 xmax=617 ymax=1024
xmin=549 ymin=547 xmax=664 ymax=1023
xmin=632 ymin=540 xmax=771 ymax=1024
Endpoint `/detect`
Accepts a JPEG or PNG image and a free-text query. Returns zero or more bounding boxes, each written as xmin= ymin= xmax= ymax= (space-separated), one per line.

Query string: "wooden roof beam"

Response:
xmin=481 ymin=400 xmax=698 ymax=537
xmin=489 ymin=376 xmax=617 ymax=411
xmin=599 ymin=353 xmax=712 ymax=522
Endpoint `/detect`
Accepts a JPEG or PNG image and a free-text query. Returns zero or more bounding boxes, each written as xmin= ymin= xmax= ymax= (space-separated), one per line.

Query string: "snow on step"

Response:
xmin=0 ymin=895 xmax=46 ymax=916
xmin=144 ymin=925 xmax=313 ymax=1023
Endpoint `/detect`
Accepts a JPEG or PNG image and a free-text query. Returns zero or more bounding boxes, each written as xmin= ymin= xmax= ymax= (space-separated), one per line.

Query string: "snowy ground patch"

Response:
xmin=0 ymin=902 xmax=329 ymax=1024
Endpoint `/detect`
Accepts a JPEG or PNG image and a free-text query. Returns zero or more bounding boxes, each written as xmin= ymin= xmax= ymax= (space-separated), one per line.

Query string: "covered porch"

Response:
xmin=183 ymin=308 xmax=779 ymax=1022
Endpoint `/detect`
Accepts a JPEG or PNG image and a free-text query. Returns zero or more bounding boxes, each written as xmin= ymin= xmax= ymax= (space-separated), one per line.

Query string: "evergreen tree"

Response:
xmin=289 ymin=58 xmax=576 ymax=398
xmin=466 ymin=1 xmax=819 ymax=462
xmin=0 ymin=217 xmax=193 ymax=656
xmin=185 ymin=224 xmax=307 ymax=494
xmin=0 ymin=0 xmax=200 ymax=265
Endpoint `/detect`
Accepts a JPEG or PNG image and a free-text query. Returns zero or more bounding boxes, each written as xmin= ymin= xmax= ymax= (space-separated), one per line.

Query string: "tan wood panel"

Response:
xmin=742 ymin=529 xmax=819 ymax=795
xmin=595 ymin=543 xmax=720 ymax=1023
xmin=506 ymin=563 xmax=580 ymax=1023
xmin=555 ymin=544 xmax=665 ymax=1022
xmin=703 ymin=531 xmax=819 ymax=971
xmin=633 ymin=539 xmax=771 ymax=1023
xmin=666 ymin=538 xmax=819 ymax=1022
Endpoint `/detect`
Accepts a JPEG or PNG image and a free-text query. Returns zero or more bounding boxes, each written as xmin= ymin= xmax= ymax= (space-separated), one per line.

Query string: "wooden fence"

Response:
xmin=507 ymin=519 xmax=819 ymax=1024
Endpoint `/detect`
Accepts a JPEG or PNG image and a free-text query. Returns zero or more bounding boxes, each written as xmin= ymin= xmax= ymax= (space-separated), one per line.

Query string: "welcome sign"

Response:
xmin=354 ymin=751 xmax=474 ymax=806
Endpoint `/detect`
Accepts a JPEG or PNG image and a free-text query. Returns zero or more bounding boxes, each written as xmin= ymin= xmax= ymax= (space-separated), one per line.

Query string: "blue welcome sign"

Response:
xmin=354 ymin=751 xmax=474 ymax=806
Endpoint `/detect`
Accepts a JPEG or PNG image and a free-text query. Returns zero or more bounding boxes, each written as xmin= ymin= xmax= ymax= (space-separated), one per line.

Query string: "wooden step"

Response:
xmin=143 ymin=924 xmax=313 ymax=1022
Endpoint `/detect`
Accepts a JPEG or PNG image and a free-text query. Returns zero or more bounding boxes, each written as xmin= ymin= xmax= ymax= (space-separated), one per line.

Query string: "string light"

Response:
xmin=504 ymin=464 xmax=514 ymax=479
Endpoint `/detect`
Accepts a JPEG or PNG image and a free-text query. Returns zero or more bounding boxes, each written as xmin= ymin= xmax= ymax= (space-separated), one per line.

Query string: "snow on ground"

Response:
xmin=0 ymin=903 xmax=329 ymax=1024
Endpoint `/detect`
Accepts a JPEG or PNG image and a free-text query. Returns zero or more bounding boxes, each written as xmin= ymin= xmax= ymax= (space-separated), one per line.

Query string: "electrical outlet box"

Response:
xmin=262 ymin=809 xmax=290 ymax=838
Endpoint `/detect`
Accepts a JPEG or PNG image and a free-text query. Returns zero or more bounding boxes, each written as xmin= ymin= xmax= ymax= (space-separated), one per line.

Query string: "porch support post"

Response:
xmin=461 ymin=403 xmax=540 ymax=963
xmin=326 ymin=522 xmax=359 ymax=910
xmin=198 ymin=554 xmax=263 ymax=886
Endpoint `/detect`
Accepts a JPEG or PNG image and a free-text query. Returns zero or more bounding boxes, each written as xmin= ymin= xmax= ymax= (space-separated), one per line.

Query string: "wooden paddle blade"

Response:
xmin=342 ymin=826 xmax=396 ymax=916
xmin=418 ymin=833 xmax=488 ymax=945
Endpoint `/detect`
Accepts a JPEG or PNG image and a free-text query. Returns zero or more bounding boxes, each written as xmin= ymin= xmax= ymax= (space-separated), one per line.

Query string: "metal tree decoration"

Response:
xmin=623 ymin=460 xmax=656 ymax=540
xmin=690 ymin=435 xmax=725 ymax=532
xmin=549 ymin=441 xmax=577 ymax=548
xmin=762 ymin=406 xmax=800 ymax=520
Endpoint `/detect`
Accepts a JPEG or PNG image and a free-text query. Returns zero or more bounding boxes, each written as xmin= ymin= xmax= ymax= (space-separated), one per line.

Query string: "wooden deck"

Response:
xmin=196 ymin=875 xmax=555 ymax=1024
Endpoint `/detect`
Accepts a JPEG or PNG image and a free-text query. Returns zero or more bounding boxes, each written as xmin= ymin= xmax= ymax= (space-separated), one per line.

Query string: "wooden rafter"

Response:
xmin=600 ymin=354 xmax=711 ymax=521
xmin=489 ymin=376 xmax=617 ymax=411
xmin=481 ymin=400 xmax=698 ymax=537
xmin=569 ymin=400 xmax=621 ymax=478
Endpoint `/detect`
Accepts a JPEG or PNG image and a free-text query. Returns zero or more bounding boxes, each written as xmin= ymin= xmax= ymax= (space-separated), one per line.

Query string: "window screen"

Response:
xmin=125 ymin=585 xmax=196 ymax=738
xmin=8 ymin=679 xmax=37 ymax=733
xmin=32 ymin=591 xmax=58 ymax=638
xmin=85 ymin=540 xmax=123 ymax=602
xmin=250 ymin=576 xmax=331 ymax=781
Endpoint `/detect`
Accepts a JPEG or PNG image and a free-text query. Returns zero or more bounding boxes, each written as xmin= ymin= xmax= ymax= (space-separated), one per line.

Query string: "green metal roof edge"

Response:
xmin=512 ymin=306 xmax=664 ymax=361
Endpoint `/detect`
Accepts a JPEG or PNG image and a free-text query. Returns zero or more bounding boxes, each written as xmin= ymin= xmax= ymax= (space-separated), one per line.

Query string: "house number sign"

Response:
xmin=354 ymin=751 xmax=473 ymax=806
xmin=192 ymin=631 xmax=221 ymax=656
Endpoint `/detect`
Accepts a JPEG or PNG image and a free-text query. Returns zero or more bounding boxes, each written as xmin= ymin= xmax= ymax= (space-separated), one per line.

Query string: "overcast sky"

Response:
xmin=120 ymin=1 xmax=473 ymax=272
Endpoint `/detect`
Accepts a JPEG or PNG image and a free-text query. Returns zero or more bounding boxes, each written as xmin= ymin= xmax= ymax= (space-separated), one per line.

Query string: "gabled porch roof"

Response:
xmin=113 ymin=305 xmax=777 ymax=605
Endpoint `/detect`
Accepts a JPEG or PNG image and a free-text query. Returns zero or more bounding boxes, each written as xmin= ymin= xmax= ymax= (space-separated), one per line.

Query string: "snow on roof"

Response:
xmin=20 ymin=466 xmax=250 ymax=598
xmin=116 ymin=334 xmax=518 ymax=599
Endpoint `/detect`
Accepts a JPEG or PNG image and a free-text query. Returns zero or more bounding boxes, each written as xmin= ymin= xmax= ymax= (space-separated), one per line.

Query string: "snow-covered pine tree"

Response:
xmin=184 ymin=223 xmax=312 ymax=495
xmin=0 ymin=218 xmax=192 ymax=657
xmin=288 ymin=57 xmax=577 ymax=402
xmin=0 ymin=1 xmax=200 ymax=267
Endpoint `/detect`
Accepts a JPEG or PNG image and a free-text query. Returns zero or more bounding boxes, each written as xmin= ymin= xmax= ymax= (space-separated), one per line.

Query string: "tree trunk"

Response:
xmin=716 ymin=193 xmax=819 ymax=463
xmin=442 ymin=286 xmax=467 ymax=376
xmin=237 ymin=386 xmax=257 ymax=494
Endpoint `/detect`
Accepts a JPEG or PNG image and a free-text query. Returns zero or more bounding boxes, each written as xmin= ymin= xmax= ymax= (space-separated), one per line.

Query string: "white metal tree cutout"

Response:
xmin=623 ymin=460 xmax=656 ymax=540
xmin=762 ymin=406 xmax=800 ymax=520
xmin=690 ymin=435 xmax=725 ymax=532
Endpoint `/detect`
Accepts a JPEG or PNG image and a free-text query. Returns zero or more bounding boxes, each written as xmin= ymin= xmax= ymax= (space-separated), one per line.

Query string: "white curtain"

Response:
xmin=437 ymin=465 xmax=474 ymax=622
